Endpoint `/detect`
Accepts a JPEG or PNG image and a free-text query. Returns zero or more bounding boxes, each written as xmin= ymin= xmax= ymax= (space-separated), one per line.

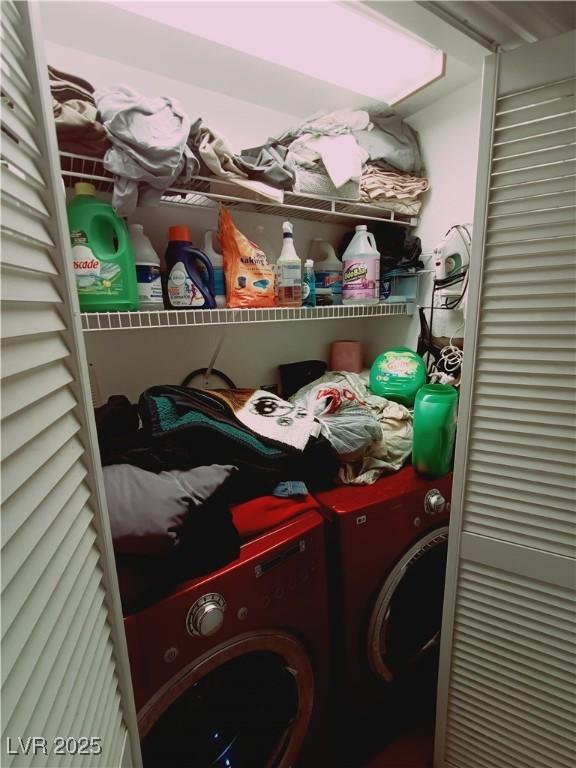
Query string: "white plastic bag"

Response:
xmin=291 ymin=372 xmax=381 ymax=458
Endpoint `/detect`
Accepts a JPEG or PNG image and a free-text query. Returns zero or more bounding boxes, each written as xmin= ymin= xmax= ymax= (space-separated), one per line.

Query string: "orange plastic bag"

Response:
xmin=219 ymin=206 xmax=276 ymax=308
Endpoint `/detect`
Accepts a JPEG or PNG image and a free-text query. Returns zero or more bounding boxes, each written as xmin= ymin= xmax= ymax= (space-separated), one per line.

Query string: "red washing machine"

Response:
xmin=124 ymin=495 xmax=330 ymax=768
xmin=315 ymin=467 xmax=452 ymax=738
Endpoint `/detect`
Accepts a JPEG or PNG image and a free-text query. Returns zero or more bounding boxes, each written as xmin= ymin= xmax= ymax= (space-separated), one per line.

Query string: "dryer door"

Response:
xmin=367 ymin=526 xmax=449 ymax=685
xmin=138 ymin=631 xmax=314 ymax=768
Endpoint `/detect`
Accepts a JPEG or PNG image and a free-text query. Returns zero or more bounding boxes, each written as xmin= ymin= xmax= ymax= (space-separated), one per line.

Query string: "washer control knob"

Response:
xmin=425 ymin=489 xmax=446 ymax=516
xmin=186 ymin=593 xmax=226 ymax=637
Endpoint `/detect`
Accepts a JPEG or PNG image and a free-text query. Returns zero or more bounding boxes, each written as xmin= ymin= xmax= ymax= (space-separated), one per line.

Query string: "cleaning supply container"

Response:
xmin=129 ymin=224 xmax=163 ymax=310
xmin=369 ymin=347 xmax=427 ymax=406
xmin=412 ymin=384 xmax=458 ymax=477
xmin=302 ymin=259 xmax=316 ymax=307
xmin=165 ymin=226 xmax=216 ymax=309
xmin=276 ymin=221 xmax=302 ymax=307
xmin=309 ymin=238 xmax=342 ymax=305
xmin=67 ymin=182 xmax=139 ymax=312
xmin=203 ymin=230 xmax=227 ymax=308
xmin=342 ymin=225 xmax=380 ymax=305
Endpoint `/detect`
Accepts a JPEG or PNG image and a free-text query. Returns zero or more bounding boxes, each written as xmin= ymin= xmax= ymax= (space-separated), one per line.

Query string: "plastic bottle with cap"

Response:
xmin=309 ymin=238 xmax=342 ymax=305
xmin=342 ymin=225 xmax=380 ymax=305
xmin=302 ymin=259 xmax=316 ymax=308
xmin=129 ymin=224 xmax=163 ymax=310
xmin=164 ymin=226 xmax=216 ymax=309
xmin=66 ymin=182 xmax=139 ymax=311
xmin=413 ymin=384 xmax=459 ymax=477
xmin=276 ymin=221 xmax=302 ymax=307
xmin=203 ymin=230 xmax=226 ymax=308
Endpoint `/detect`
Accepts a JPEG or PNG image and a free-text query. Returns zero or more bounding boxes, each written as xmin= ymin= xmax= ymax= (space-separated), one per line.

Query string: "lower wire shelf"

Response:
xmin=80 ymin=302 xmax=413 ymax=331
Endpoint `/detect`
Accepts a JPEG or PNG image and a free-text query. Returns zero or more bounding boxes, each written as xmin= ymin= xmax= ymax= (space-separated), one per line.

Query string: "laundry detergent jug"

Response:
xmin=412 ymin=384 xmax=458 ymax=477
xmin=66 ymin=182 xmax=139 ymax=311
xmin=369 ymin=347 xmax=427 ymax=406
xmin=342 ymin=225 xmax=380 ymax=305
xmin=165 ymin=226 xmax=216 ymax=309
xmin=309 ymin=238 xmax=342 ymax=305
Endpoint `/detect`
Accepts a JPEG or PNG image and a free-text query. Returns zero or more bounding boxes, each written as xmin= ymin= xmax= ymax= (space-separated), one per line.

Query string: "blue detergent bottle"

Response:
xmin=165 ymin=226 xmax=217 ymax=309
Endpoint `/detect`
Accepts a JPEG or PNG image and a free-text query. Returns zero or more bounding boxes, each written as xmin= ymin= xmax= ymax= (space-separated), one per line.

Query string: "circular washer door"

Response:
xmin=139 ymin=631 xmax=314 ymax=768
xmin=368 ymin=526 xmax=449 ymax=683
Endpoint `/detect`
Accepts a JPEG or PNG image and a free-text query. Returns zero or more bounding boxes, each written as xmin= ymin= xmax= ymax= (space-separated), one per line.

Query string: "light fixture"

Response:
xmin=106 ymin=1 xmax=444 ymax=104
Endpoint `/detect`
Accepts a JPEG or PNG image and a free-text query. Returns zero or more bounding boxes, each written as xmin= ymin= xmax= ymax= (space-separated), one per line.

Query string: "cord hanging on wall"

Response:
xmin=181 ymin=331 xmax=237 ymax=389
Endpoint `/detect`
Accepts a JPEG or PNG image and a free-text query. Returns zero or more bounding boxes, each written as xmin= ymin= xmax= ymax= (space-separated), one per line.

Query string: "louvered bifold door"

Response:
xmin=1 ymin=3 xmax=141 ymax=766
xmin=435 ymin=31 xmax=576 ymax=768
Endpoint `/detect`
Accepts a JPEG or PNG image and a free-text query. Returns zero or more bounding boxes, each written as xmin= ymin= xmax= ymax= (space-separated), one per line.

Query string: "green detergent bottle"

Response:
xmin=412 ymin=384 xmax=459 ymax=477
xmin=67 ymin=183 xmax=139 ymax=311
xmin=369 ymin=347 xmax=427 ymax=406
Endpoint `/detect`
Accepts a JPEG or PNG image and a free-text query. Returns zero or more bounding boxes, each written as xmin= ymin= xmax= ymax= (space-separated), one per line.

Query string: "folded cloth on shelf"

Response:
xmin=292 ymin=372 xmax=413 ymax=484
xmin=361 ymin=162 xmax=430 ymax=201
xmin=52 ymin=98 xmax=111 ymax=158
xmin=48 ymin=65 xmax=96 ymax=105
xmin=354 ymin=105 xmax=424 ymax=174
xmin=95 ymin=84 xmax=197 ymax=216
xmin=48 ymin=65 xmax=110 ymax=158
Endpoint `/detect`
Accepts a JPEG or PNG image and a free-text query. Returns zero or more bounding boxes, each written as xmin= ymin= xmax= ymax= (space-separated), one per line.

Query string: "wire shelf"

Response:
xmin=81 ymin=302 xmax=413 ymax=331
xmin=60 ymin=153 xmax=418 ymax=227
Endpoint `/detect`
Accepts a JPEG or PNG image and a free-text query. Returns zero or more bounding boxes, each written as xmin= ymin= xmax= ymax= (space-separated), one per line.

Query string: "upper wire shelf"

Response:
xmin=81 ymin=303 xmax=413 ymax=331
xmin=60 ymin=153 xmax=418 ymax=227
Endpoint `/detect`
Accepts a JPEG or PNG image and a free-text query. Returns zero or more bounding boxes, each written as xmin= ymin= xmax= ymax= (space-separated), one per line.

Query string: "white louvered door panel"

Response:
xmin=435 ymin=31 xmax=576 ymax=768
xmin=1 ymin=2 xmax=141 ymax=766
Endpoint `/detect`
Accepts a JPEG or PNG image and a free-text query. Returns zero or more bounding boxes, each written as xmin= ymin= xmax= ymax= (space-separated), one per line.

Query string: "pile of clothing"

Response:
xmin=50 ymin=66 xmax=429 ymax=216
xmin=290 ymin=371 xmax=413 ymax=485
xmin=49 ymin=66 xmax=110 ymax=158
xmin=96 ymin=386 xmax=339 ymax=611
xmin=268 ymin=105 xmax=430 ymax=212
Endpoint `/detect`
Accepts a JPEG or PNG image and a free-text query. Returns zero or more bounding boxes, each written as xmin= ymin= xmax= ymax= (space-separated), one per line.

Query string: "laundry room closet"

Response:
xmin=37 ymin=0 xmax=484 ymax=403
xmin=1 ymin=2 xmax=575 ymax=768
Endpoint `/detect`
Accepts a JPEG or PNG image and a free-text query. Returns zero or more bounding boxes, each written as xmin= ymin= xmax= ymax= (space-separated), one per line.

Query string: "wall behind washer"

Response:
xmin=406 ymin=78 xmax=482 ymax=341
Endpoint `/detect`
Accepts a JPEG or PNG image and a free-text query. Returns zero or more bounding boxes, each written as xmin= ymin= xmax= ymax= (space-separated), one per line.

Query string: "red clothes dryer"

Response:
xmin=124 ymin=496 xmax=330 ymax=768
xmin=315 ymin=467 xmax=452 ymax=723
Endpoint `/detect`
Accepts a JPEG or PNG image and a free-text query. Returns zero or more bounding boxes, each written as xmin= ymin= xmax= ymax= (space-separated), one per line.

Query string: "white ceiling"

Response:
xmin=39 ymin=1 xmax=576 ymax=120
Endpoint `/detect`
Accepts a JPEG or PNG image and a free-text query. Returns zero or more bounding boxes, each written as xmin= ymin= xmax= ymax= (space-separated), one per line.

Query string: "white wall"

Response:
xmin=86 ymin=315 xmax=408 ymax=403
xmin=44 ymin=41 xmax=297 ymax=150
xmin=407 ymin=78 xmax=482 ymax=341
xmin=408 ymin=78 xmax=482 ymax=252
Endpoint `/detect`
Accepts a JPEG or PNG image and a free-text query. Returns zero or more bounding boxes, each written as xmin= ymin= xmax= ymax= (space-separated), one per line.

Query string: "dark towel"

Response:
xmin=48 ymin=65 xmax=111 ymax=158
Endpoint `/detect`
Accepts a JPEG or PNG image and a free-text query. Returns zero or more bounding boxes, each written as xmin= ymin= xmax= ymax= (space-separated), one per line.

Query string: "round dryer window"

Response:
xmin=140 ymin=633 xmax=314 ymax=768
xmin=367 ymin=526 xmax=449 ymax=685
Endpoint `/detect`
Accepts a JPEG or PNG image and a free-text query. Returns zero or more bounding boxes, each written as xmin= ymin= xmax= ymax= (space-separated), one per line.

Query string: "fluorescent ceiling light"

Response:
xmin=106 ymin=1 xmax=444 ymax=104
